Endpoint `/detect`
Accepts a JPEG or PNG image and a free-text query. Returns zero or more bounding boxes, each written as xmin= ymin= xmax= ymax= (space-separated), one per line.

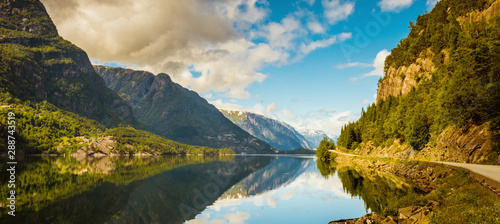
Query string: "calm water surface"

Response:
xmin=0 ymin=155 xmax=417 ymax=224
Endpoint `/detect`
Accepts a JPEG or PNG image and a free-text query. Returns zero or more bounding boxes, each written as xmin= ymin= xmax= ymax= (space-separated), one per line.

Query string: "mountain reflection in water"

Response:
xmin=0 ymin=155 xmax=421 ymax=224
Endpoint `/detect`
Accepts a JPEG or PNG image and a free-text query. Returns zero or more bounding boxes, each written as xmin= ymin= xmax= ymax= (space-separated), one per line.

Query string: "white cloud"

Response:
xmin=362 ymin=99 xmax=370 ymax=104
xmin=299 ymin=32 xmax=352 ymax=55
xmin=378 ymin=0 xmax=414 ymax=12
xmin=41 ymin=0 xmax=350 ymax=99
xmin=280 ymin=109 xmax=296 ymax=121
xmin=280 ymin=189 xmax=296 ymax=200
xmin=265 ymin=102 xmax=277 ymax=116
xmin=322 ymin=0 xmax=355 ymax=25
xmin=307 ymin=20 xmax=325 ymax=34
xmin=256 ymin=15 xmax=304 ymax=50
xmin=40 ymin=0 xmax=279 ymax=99
xmin=336 ymin=62 xmax=372 ymax=69
xmin=289 ymin=110 xmax=356 ymax=138
xmin=265 ymin=193 xmax=277 ymax=208
xmin=350 ymin=49 xmax=391 ymax=81
xmin=223 ymin=212 xmax=251 ymax=224
xmin=426 ymin=0 xmax=441 ymax=10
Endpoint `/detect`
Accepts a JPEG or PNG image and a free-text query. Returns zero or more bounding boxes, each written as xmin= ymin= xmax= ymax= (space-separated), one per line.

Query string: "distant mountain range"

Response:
xmin=95 ymin=66 xmax=275 ymax=154
xmin=220 ymin=110 xmax=328 ymax=151
xmin=297 ymin=128 xmax=331 ymax=149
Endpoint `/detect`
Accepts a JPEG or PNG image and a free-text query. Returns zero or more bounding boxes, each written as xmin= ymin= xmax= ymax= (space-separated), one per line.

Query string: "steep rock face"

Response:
xmin=351 ymin=124 xmax=500 ymax=164
xmin=95 ymin=66 xmax=275 ymax=154
xmin=416 ymin=124 xmax=498 ymax=164
xmin=457 ymin=0 xmax=500 ymax=24
xmin=377 ymin=50 xmax=436 ymax=102
xmin=220 ymin=110 xmax=313 ymax=151
xmin=0 ymin=0 xmax=140 ymax=128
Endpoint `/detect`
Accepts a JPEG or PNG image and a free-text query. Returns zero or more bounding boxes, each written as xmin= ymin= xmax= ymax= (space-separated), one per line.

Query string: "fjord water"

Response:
xmin=0 ymin=155 xmax=417 ymax=223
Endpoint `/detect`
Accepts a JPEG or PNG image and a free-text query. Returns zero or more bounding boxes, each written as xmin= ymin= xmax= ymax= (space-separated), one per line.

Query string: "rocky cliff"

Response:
xmin=220 ymin=110 xmax=313 ymax=151
xmin=94 ymin=66 xmax=275 ymax=154
xmin=338 ymin=0 xmax=500 ymax=164
xmin=376 ymin=49 xmax=436 ymax=102
xmin=0 ymin=0 xmax=140 ymax=128
xmin=353 ymin=123 xmax=500 ymax=164
xmin=377 ymin=0 xmax=500 ymax=102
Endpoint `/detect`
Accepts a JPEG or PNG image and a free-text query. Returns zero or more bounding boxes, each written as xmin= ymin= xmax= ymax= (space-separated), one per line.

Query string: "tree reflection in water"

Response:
xmin=316 ymin=159 xmax=424 ymax=216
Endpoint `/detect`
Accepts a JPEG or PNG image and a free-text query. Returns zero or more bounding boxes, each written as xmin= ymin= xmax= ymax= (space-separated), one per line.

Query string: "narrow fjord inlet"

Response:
xmin=1 ymin=0 xmax=500 ymax=223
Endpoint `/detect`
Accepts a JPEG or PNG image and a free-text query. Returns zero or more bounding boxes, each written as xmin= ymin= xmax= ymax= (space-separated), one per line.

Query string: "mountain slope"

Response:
xmin=338 ymin=0 xmax=500 ymax=164
xmin=0 ymin=0 xmax=233 ymax=155
xmin=220 ymin=110 xmax=312 ymax=151
xmin=94 ymin=66 xmax=275 ymax=154
xmin=0 ymin=0 xmax=140 ymax=128
xmin=298 ymin=128 xmax=330 ymax=149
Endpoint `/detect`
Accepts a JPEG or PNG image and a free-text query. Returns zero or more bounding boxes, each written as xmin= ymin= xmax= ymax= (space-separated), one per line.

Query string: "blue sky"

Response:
xmin=43 ymin=0 xmax=440 ymax=137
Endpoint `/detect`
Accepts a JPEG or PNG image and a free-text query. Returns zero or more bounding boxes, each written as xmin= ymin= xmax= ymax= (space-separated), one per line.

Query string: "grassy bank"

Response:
xmin=326 ymin=153 xmax=500 ymax=223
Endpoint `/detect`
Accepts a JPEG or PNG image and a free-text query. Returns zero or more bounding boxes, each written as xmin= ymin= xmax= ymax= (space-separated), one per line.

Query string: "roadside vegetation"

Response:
xmin=318 ymin=155 xmax=500 ymax=223
xmin=315 ymin=137 xmax=337 ymax=160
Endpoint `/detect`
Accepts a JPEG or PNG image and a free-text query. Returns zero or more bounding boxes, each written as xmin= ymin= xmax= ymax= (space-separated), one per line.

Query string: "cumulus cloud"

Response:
xmin=223 ymin=212 xmax=251 ymax=224
xmin=322 ymin=0 xmax=355 ymax=25
xmin=303 ymin=111 xmax=355 ymax=138
xmin=287 ymin=110 xmax=356 ymax=138
xmin=265 ymin=102 xmax=277 ymax=116
xmin=41 ymin=0 xmax=349 ymax=99
xmin=378 ymin=0 xmax=414 ymax=12
xmin=350 ymin=49 xmax=391 ymax=81
xmin=307 ymin=20 xmax=325 ymax=34
xmin=41 ymin=0 xmax=274 ymax=99
xmin=265 ymin=193 xmax=277 ymax=208
xmin=255 ymin=15 xmax=305 ymax=50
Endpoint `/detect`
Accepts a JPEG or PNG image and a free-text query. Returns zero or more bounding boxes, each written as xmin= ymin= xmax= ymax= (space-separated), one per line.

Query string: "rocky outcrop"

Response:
xmin=69 ymin=136 xmax=119 ymax=157
xmin=416 ymin=124 xmax=498 ymax=164
xmin=377 ymin=49 xmax=436 ymax=102
xmin=377 ymin=0 xmax=500 ymax=103
xmin=457 ymin=0 xmax=500 ymax=25
xmin=330 ymin=201 xmax=439 ymax=224
xmin=350 ymin=123 xmax=499 ymax=164
xmin=220 ymin=110 xmax=313 ymax=151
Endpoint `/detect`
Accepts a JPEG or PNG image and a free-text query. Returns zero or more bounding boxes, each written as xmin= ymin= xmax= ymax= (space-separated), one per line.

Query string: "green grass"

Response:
xmin=429 ymin=168 xmax=500 ymax=223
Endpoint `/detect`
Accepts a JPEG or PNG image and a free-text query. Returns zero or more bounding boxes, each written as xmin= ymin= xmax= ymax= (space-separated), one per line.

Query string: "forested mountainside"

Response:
xmin=0 ymin=0 xmax=233 ymax=155
xmin=337 ymin=0 xmax=500 ymax=164
xmin=0 ymin=0 xmax=141 ymax=128
xmin=95 ymin=66 xmax=276 ymax=154
xmin=220 ymin=110 xmax=313 ymax=151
